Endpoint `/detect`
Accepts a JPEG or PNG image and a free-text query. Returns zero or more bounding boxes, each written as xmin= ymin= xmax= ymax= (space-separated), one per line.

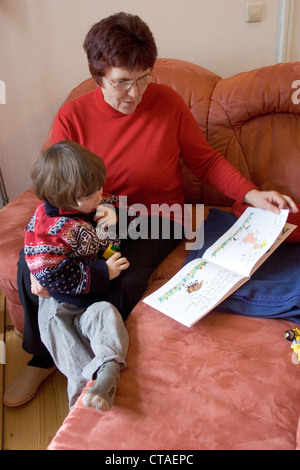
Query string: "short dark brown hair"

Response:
xmin=83 ymin=12 xmax=158 ymax=85
xmin=31 ymin=141 xmax=106 ymax=210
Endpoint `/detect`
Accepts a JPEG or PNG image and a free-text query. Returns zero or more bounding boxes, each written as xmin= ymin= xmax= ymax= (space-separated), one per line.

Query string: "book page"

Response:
xmin=144 ymin=259 xmax=245 ymax=328
xmin=203 ymin=208 xmax=289 ymax=277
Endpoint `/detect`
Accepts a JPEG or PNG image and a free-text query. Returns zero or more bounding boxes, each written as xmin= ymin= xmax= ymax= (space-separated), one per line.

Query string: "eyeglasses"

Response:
xmin=103 ymin=73 xmax=152 ymax=92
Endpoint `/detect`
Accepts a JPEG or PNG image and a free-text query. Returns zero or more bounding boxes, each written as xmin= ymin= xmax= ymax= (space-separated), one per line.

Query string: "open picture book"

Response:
xmin=143 ymin=208 xmax=297 ymax=327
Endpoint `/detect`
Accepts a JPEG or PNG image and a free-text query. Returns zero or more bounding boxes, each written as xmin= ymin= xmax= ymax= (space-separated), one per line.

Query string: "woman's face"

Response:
xmin=100 ymin=67 xmax=152 ymax=114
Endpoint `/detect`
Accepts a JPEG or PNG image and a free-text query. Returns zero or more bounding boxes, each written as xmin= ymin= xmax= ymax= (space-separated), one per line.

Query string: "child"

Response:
xmin=24 ymin=140 xmax=130 ymax=410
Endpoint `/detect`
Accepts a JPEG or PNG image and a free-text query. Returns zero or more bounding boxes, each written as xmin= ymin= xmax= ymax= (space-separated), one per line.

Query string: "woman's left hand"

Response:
xmin=244 ymin=189 xmax=299 ymax=214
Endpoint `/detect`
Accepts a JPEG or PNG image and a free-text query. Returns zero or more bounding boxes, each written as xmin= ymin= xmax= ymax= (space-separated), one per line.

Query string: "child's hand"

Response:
xmin=106 ymin=252 xmax=130 ymax=280
xmin=94 ymin=205 xmax=118 ymax=228
xmin=30 ymin=273 xmax=50 ymax=298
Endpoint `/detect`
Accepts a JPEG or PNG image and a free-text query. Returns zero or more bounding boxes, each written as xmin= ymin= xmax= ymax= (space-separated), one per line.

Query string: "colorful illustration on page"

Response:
xmin=209 ymin=212 xmax=267 ymax=258
xmin=158 ymin=261 xmax=207 ymax=303
xmin=210 ymin=212 xmax=254 ymax=258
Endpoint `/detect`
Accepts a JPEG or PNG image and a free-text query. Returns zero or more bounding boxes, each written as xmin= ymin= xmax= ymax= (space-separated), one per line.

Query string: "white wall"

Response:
xmin=0 ymin=0 xmax=299 ymax=200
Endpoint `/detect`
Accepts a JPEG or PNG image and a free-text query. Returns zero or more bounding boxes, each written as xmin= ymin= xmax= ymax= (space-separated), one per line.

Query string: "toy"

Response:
xmin=284 ymin=328 xmax=300 ymax=364
xmin=102 ymin=244 xmax=121 ymax=260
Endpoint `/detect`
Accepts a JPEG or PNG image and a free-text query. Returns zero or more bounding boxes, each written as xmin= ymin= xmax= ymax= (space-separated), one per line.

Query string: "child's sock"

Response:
xmin=82 ymin=361 xmax=120 ymax=411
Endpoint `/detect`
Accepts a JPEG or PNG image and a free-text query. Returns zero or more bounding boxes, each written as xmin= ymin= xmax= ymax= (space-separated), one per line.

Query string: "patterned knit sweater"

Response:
xmin=24 ymin=197 xmax=120 ymax=308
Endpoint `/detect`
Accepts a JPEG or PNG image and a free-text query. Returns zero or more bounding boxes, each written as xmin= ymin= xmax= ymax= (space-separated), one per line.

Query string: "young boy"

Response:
xmin=24 ymin=140 xmax=130 ymax=410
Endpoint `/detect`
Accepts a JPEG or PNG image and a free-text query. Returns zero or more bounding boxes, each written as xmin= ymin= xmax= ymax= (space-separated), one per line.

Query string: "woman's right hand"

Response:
xmin=106 ymin=252 xmax=130 ymax=280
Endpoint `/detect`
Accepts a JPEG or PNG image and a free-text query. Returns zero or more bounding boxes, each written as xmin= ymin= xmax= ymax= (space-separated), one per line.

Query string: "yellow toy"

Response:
xmin=102 ymin=244 xmax=121 ymax=260
xmin=284 ymin=328 xmax=300 ymax=364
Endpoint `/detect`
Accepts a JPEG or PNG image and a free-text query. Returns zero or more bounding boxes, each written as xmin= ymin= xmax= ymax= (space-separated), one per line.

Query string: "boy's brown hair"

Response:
xmin=31 ymin=140 xmax=106 ymax=210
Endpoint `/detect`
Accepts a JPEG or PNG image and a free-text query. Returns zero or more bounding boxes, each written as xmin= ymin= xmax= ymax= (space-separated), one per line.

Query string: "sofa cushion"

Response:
xmin=0 ymin=188 xmax=37 ymax=284
xmin=48 ymin=300 xmax=300 ymax=450
xmin=0 ymin=188 xmax=38 ymax=331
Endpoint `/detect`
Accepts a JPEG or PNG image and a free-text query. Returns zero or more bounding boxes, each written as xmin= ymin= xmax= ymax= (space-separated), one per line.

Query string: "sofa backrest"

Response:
xmin=206 ymin=61 xmax=300 ymax=205
xmin=43 ymin=58 xmax=300 ymax=206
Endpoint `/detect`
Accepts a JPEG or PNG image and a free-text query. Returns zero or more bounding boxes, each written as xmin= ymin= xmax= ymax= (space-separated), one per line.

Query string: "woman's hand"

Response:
xmin=30 ymin=273 xmax=50 ymax=297
xmin=106 ymin=252 xmax=130 ymax=280
xmin=244 ymin=189 xmax=299 ymax=214
xmin=94 ymin=205 xmax=118 ymax=228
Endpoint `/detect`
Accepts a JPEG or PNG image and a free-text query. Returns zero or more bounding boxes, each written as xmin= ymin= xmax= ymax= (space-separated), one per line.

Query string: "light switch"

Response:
xmin=245 ymin=3 xmax=263 ymax=22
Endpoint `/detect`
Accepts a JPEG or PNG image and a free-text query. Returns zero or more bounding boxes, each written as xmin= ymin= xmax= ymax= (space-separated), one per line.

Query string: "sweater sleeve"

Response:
xmin=51 ymin=111 xmax=74 ymax=144
xmin=33 ymin=257 xmax=110 ymax=296
xmin=177 ymin=98 xmax=256 ymax=203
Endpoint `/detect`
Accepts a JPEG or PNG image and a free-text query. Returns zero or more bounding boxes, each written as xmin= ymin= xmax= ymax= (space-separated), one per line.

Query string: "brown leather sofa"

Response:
xmin=1 ymin=59 xmax=300 ymax=450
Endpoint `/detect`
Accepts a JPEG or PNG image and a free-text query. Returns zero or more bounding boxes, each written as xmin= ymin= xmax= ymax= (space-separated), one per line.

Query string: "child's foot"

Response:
xmin=82 ymin=361 xmax=120 ymax=411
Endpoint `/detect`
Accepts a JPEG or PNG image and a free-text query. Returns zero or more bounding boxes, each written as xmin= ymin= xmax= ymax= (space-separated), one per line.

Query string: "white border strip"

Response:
xmin=276 ymin=0 xmax=296 ymax=62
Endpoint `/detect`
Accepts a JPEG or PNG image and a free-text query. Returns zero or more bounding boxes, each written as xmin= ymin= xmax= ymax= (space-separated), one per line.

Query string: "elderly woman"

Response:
xmin=5 ymin=12 xmax=298 ymax=407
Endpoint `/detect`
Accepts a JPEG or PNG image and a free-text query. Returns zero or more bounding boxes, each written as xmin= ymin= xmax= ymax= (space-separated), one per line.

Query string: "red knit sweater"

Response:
xmin=51 ymin=83 xmax=255 ymax=212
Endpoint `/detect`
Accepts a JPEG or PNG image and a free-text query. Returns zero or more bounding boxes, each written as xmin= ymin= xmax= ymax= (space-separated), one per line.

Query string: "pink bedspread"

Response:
xmin=48 ymin=279 xmax=300 ymax=450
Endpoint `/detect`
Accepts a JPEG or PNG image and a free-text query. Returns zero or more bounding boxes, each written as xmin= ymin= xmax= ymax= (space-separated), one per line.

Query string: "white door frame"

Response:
xmin=276 ymin=0 xmax=298 ymax=62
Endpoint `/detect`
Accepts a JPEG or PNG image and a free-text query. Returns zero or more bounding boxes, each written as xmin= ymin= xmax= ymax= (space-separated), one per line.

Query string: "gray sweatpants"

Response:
xmin=38 ymin=297 xmax=129 ymax=408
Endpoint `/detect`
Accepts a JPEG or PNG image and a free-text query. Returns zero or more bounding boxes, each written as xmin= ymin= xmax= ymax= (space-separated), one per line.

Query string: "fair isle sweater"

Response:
xmin=51 ymin=83 xmax=256 ymax=218
xmin=24 ymin=200 xmax=114 ymax=308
